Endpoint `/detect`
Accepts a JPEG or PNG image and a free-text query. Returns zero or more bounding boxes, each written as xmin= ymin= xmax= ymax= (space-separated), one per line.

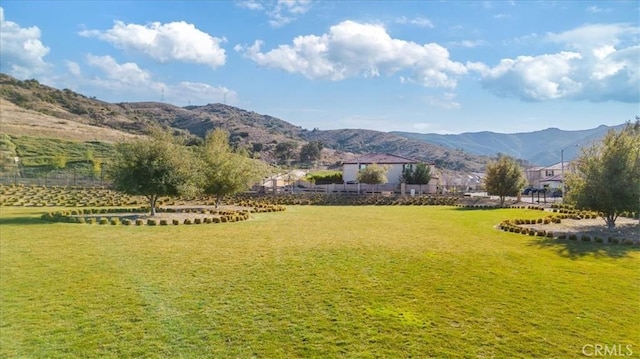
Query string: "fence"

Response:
xmin=0 ymin=167 xmax=109 ymax=188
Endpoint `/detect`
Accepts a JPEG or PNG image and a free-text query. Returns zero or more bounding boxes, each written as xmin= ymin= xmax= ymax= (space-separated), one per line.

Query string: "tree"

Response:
xmin=199 ymin=129 xmax=269 ymax=208
xmin=274 ymin=142 xmax=298 ymax=165
xmin=299 ymin=141 xmax=323 ymax=165
xmin=107 ymin=129 xmax=199 ymax=216
xmin=565 ymin=121 xmax=640 ymax=228
xmin=484 ymin=155 xmax=526 ymax=206
xmin=357 ymin=163 xmax=388 ymax=194
xmin=401 ymin=163 xmax=432 ymax=194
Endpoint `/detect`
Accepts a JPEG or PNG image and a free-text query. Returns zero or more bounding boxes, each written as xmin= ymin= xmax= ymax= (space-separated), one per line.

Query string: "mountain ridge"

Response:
xmin=391 ymin=123 xmax=625 ymax=166
xmin=0 ymin=73 xmax=623 ymax=170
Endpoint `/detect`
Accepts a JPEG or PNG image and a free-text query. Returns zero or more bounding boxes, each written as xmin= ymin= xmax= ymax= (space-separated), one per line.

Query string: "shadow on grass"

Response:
xmin=0 ymin=216 xmax=46 ymax=226
xmin=528 ymin=238 xmax=639 ymax=259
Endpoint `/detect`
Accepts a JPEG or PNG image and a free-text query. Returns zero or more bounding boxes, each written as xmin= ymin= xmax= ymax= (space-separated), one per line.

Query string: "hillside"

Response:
xmin=0 ymin=73 xmax=490 ymax=171
xmin=302 ymin=129 xmax=489 ymax=171
xmin=392 ymin=124 xmax=625 ymax=166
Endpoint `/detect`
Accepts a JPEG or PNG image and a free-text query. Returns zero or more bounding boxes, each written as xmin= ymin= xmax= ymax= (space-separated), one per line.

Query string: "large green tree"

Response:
xmin=299 ymin=141 xmax=323 ymax=165
xmin=357 ymin=163 xmax=388 ymax=194
xmin=198 ymin=129 xmax=269 ymax=208
xmin=401 ymin=163 xmax=432 ymax=194
xmin=484 ymin=155 xmax=526 ymax=206
xmin=107 ymin=129 xmax=199 ymax=215
xmin=565 ymin=121 xmax=640 ymax=228
xmin=274 ymin=142 xmax=298 ymax=165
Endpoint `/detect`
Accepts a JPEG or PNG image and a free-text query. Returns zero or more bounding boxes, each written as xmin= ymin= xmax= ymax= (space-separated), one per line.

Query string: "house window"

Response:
xmin=402 ymin=164 xmax=413 ymax=171
xmin=359 ymin=164 xmax=367 ymax=170
xmin=545 ymin=170 xmax=554 ymax=176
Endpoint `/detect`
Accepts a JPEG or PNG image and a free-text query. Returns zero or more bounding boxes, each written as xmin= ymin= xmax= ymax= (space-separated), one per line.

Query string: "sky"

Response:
xmin=0 ymin=1 xmax=638 ymax=134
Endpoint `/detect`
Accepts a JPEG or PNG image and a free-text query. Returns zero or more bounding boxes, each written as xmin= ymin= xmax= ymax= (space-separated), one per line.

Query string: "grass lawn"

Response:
xmin=1 ymin=205 xmax=638 ymax=358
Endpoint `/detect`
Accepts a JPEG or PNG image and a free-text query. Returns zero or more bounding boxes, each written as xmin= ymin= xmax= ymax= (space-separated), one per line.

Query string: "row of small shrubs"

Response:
xmin=41 ymin=209 xmax=252 ymax=225
xmin=498 ymin=216 xmax=638 ymax=245
xmin=230 ymin=193 xmax=460 ymax=206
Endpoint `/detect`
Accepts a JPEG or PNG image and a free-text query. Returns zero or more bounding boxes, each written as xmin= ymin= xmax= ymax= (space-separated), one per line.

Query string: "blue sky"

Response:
xmin=1 ymin=1 xmax=638 ymax=134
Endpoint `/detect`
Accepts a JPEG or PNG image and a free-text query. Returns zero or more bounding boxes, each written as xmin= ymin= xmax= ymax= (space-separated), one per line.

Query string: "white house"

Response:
xmin=342 ymin=153 xmax=437 ymax=189
xmin=524 ymin=162 xmax=570 ymax=191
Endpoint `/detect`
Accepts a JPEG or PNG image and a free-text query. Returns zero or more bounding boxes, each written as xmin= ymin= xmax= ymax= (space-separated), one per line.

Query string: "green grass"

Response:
xmin=1 ymin=206 xmax=638 ymax=357
xmin=10 ymin=135 xmax=115 ymax=166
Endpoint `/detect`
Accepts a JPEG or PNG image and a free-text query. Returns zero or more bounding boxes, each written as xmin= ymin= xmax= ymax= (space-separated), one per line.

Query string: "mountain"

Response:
xmin=302 ymin=129 xmax=489 ymax=171
xmin=0 ymin=73 xmax=491 ymax=171
xmin=391 ymin=125 xmax=626 ymax=166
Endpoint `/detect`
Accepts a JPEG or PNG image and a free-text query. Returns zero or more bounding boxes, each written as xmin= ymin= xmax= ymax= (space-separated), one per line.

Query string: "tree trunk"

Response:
xmin=499 ymin=195 xmax=505 ymax=207
xmin=606 ymin=214 xmax=616 ymax=229
xmin=148 ymin=195 xmax=157 ymax=216
xmin=215 ymin=195 xmax=222 ymax=209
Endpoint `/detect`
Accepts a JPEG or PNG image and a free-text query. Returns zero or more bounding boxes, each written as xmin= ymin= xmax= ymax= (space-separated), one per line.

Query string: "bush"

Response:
xmin=147 ymin=219 xmax=157 ymax=226
xmin=122 ymin=218 xmax=132 ymax=225
xmin=194 ymin=218 xmax=202 ymax=224
xmin=159 ymin=219 xmax=168 ymax=226
xmin=110 ymin=218 xmax=119 ymax=225
xmin=581 ymin=235 xmax=591 ymax=242
xmin=568 ymin=234 xmax=578 ymax=241
xmin=173 ymin=219 xmax=180 ymax=225
xmin=98 ymin=218 xmax=108 ymax=225
xmin=183 ymin=219 xmax=192 ymax=225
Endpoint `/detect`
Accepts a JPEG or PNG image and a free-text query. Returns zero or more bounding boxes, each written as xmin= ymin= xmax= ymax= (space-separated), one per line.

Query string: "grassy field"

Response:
xmin=1 ymin=205 xmax=638 ymax=358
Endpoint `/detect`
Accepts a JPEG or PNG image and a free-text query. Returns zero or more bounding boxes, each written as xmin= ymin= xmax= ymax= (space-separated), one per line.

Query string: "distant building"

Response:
xmin=524 ymin=162 xmax=570 ymax=191
xmin=342 ymin=153 xmax=437 ymax=189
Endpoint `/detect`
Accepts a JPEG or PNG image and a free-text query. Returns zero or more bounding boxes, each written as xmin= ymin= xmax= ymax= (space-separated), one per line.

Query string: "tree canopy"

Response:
xmin=484 ymin=155 xmax=526 ymax=206
xmin=401 ymin=163 xmax=432 ymax=185
xmin=198 ymin=129 xmax=269 ymax=207
xmin=107 ymin=129 xmax=199 ymax=215
xmin=299 ymin=141 xmax=323 ymax=165
xmin=357 ymin=163 xmax=388 ymax=185
xmin=565 ymin=121 xmax=640 ymax=228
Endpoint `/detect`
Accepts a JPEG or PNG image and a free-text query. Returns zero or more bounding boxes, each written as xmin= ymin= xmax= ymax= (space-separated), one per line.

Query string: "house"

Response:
xmin=342 ymin=153 xmax=438 ymax=191
xmin=524 ymin=162 xmax=570 ymax=191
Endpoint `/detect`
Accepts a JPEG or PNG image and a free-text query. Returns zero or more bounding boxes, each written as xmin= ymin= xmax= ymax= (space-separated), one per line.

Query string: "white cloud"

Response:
xmin=236 ymin=20 xmax=467 ymax=88
xmin=238 ymin=0 xmax=311 ymax=27
xmin=448 ymin=40 xmax=485 ymax=48
xmin=396 ymin=16 xmax=434 ymax=28
xmin=0 ymin=7 xmax=52 ymax=78
xmin=80 ymin=54 xmax=236 ymax=105
xmin=478 ymin=23 xmax=639 ymax=102
xmin=425 ymin=92 xmax=461 ymax=110
xmin=80 ymin=20 xmax=226 ymax=68
xmin=66 ymin=61 xmax=81 ymax=76
xmin=586 ymin=5 xmax=611 ymax=13
xmin=237 ymin=0 xmax=264 ymax=11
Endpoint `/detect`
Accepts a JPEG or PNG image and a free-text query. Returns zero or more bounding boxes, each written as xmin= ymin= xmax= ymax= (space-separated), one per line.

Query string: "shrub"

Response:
xmin=568 ymin=234 xmax=578 ymax=241
xmin=581 ymin=235 xmax=591 ymax=242
xmin=204 ymin=217 xmax=212 ymax=224
xmin=183 ymin=219 xmax=192 ymax=225
xmin=194 ymin=218 xmax=202 ymax=224
xmin=159 ymin=219 xmax=168 ymax=226
xmin=147 ymin=219 xmax=157 ymax=226
xmin=173 ymin=219 xmax=180 ymax=225
xmin=110 ymin=218 xmax=119 ymax=225
xmin=122 ymin=218 xmax=132 ymax=225
xmin=98 ymin=218 xmax=108 ymax=225
xmin=135 ymin=219 xmax=144 ymax=226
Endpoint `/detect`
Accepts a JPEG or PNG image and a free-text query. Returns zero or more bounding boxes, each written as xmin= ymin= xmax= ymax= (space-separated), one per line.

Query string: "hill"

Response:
xmin=0 ymin=73 xmax=490 ymax=171
xmin=391 ymin=124 xmax=626 ymax=166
